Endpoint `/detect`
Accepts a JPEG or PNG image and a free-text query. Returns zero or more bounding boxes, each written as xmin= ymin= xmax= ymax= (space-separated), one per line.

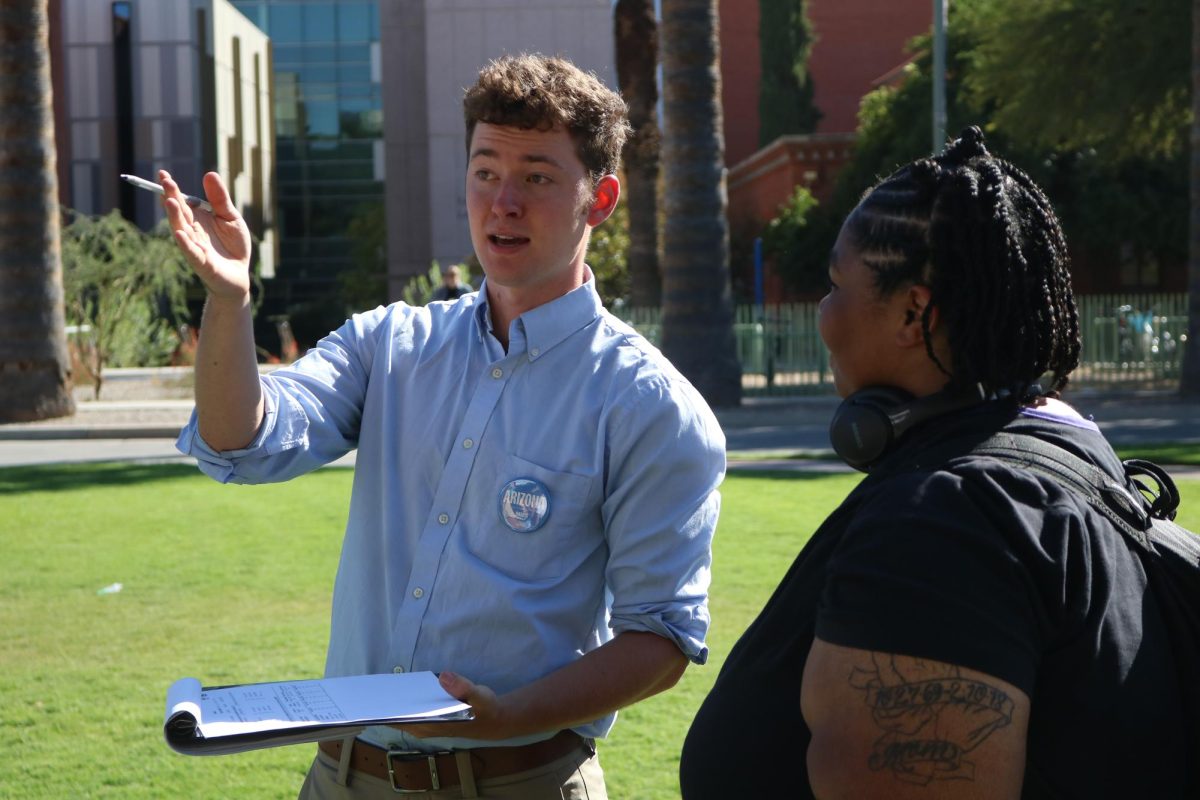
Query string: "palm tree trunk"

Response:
xmin=615 ymin=0 xmax=662 ymax=308
xmin=1183 ymin=0 xmax=1200 ymax=397
xmin=660 ymin=0 xmax=741 ymax=408
xmin=0 ymin=0 xmax=74 ymax=422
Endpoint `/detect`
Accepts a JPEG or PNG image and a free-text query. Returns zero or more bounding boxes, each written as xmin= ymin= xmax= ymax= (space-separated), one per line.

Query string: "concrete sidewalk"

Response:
xmin=1 ymin=368 xmax=1198 ymax=473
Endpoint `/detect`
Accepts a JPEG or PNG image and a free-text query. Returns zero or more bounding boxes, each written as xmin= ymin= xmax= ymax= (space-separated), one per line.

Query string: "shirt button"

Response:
xmin=530 ymin=347 xmax=541 ymax=358
xmin=438 ymin=513 xmax=449 ymax=524
xmin=463 ymin=438 xmax=473 ymax=449
xmin=393 ymin=665 xmax=405 ymax=674
xmin=491 ymin=367 xmax=503 ymax=379
xmin=412 ymin=587 xmax=424 ymax=599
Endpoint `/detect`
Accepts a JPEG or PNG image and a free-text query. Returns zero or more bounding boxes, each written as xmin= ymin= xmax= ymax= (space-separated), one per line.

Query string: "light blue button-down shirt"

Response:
xmin=176 ymin=276 xmax=725 ymax=751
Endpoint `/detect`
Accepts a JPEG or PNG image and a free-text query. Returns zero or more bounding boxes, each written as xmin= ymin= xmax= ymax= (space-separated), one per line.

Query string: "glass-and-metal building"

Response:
xmin=231 ymin=1 xmax=383 ymax=321
xmin=54 ymin=0 xmax=616 ymax=343
xmin=233 ymin=0 xmax=614 ymax=333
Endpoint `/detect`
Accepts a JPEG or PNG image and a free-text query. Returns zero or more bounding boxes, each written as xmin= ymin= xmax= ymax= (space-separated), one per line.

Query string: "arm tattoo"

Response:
xmin=848 ymin=653 xmax=1014 ymax=785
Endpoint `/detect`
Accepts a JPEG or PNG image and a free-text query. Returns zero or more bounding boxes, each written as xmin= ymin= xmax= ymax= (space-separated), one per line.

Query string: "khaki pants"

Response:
xmin=297 ymin=740 xmax=608 ymax=800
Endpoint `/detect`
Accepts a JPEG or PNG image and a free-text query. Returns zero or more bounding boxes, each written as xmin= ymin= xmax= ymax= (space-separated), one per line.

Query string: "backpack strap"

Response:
xmin=965 ymin=433 xmax=1157 ymax=550
xmin=868 ymin=429 xmax=1165 ymax=551
xmin=1124 ymin=458 xmax=1181 ymax=521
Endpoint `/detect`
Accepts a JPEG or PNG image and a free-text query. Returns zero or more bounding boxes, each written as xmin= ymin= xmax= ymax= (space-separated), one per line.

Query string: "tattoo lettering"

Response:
xmin=848 ymin=653 xmax=1014 ymax=786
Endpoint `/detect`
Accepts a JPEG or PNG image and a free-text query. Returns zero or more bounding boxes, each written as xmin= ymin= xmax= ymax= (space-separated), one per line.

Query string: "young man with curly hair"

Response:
xmin=164 ymin=54 xmax=724 ymax=799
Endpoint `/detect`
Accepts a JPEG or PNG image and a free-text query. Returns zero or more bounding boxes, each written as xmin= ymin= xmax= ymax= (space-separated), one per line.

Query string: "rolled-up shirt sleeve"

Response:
xmin=602 ymin=376 xmax=726 ymax=665
xmin=175 ymin=307 xmax=387 ymax=484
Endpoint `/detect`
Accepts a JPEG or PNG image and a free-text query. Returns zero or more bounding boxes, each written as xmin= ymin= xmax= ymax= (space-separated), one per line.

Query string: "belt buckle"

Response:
xmin=385 ymin=747 xmax=443 ymax=794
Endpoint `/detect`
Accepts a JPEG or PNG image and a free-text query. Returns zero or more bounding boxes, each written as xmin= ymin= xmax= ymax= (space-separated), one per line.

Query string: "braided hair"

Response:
xmin=844 ymin=126 xmax=1081 ymax=398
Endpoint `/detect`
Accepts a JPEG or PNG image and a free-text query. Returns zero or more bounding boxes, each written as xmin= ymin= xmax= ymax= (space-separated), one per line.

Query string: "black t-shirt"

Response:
xmin=680 ymin=401 xmax=1188 ymax=799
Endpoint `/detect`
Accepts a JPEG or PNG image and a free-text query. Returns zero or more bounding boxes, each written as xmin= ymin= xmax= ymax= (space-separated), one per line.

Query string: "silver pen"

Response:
xmin=119 ymin=173 xmax=213 ymax=213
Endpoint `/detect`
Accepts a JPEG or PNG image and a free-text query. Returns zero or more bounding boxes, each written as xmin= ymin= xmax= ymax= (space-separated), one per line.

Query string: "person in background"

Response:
xmin=163 ymin=53 xmax=724 ymax=799
xmin=429 ymin=264 xmax=474 ymax=302
xmin=679 ymin=127 xmax=1189 ymax=799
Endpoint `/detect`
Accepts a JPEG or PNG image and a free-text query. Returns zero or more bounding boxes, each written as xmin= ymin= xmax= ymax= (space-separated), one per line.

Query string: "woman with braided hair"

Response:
xmin=680 ymin=128 xmax=1188 ymax=798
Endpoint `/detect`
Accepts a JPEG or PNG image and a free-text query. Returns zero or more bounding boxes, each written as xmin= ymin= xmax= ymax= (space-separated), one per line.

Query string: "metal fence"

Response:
xmin=617 ymin=293 xmax=1189 ymax=396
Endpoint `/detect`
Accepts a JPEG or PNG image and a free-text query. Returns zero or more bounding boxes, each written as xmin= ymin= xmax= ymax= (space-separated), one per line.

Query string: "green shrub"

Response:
xmin=60 ymin=210 xmax=196 ymax=397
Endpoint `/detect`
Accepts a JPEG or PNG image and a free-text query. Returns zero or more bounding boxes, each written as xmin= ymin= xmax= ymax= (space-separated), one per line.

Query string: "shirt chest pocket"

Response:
xmin=464 ymin=454 xmax=603 ymax=582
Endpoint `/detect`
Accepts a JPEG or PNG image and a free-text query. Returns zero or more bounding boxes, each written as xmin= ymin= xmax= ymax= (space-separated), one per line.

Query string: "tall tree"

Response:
xmin=770 ymin=2 xmax=1188 ymax=303
xmin=0 ymin=0 xmax=74 ymax=422
xmin=615 ymin=0 xmax=662 ymax=308
xmin=1185 ymin=0 xmax=1200 ymax=396
xmin=660 ymin=0 xmax=741 ymax=407
xmin=960 ymin=0 xmax=1189 ymax=160
xmin=955 ymin=0 xmax=1196 ymax=396
xmin=758 ymin=0 xmax=820 ymax=145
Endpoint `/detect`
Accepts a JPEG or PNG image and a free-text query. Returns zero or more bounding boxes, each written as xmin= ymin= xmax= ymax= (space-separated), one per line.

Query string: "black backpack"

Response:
xmin=902 ymin=432 xmax=1200 ymax=786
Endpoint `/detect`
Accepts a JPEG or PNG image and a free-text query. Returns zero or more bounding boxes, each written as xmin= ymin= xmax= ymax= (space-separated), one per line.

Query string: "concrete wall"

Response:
xmin=59 ymin=0 xmax=205 ymax=222
xmin=213 ymin=0 xmax=276 ymax=276
xmin=60 ymin=0 xmax=121 ymax=216
xmin=56 ymin=0 xmax=274 ymax=275
xmin=382 ymin=0 xmax=615 ymax=300
xmin=379 ymin=0 xmax=432 ymax=300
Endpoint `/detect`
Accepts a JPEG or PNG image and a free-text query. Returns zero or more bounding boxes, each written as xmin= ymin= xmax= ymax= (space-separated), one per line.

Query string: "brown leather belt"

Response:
xmin=318 ymin=730 xmax=586 ymax=792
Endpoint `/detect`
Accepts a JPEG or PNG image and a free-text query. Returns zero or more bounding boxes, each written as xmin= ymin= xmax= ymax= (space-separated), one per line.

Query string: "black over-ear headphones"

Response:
xmin=829 ymin=383 xmax=987 ymax=472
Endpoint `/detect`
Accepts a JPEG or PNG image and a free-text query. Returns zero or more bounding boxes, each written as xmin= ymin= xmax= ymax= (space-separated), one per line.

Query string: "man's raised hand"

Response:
xmin=160 ymin=170 xmax=252 ymax=302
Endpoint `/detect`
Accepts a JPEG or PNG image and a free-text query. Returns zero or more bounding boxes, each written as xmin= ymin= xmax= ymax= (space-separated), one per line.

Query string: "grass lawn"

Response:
xmin=1113 ymin=443 xmax=1200 ymax=466
xmin=0 ymin=463 xmax=1196 ymax=799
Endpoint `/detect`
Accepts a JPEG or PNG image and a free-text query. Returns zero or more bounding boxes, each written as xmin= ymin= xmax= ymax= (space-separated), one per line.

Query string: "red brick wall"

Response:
xmin=719 ymin=0 xmax=932 ymax=203
xmin=807 ymin=0 xmax=931 ymax=134
xmin=727 ymin=134 xmax=854 ymax=302
xmin=720 ymin=0 xmax=761 ymax=167
xmin=727 ymin=134 xmax=854 ymax=231
xmin=718 ymin=0 xmax=932 ymax=300
xmin=718 ymin=0 xmax=931 ymax=153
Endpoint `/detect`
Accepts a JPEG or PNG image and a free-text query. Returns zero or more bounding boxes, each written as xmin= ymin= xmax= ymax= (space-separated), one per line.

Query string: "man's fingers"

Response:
xmin=438 ymin=672 xmax=494 ymax=718
xmin=165 ymin=196 xmax=215 ymax=272
xmin=158 ymin=170 xmax=195 ymax=227
xmin=162 ymin=196 xmax=190 ymax=233
xmin=202 ymin=171 xmax=238 ymax=220
xmin=438 ymin=671 xmax=475 ymax=702
xmin=172 ymin=228 xmax=207 ymax=270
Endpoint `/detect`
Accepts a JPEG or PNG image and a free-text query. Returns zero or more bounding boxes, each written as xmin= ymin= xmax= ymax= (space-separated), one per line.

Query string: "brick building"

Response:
xmin=720 ymin=0 xmax=931 ymax=301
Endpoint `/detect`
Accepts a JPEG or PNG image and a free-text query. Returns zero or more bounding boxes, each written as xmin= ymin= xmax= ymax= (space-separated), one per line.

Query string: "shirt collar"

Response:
xmin=472 ymin=269 xmax=604 ymax=360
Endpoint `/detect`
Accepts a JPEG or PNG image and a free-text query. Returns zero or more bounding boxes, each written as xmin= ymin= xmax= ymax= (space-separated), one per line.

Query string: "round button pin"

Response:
xmin=498 ymin=478 xmax=551 ymax=533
